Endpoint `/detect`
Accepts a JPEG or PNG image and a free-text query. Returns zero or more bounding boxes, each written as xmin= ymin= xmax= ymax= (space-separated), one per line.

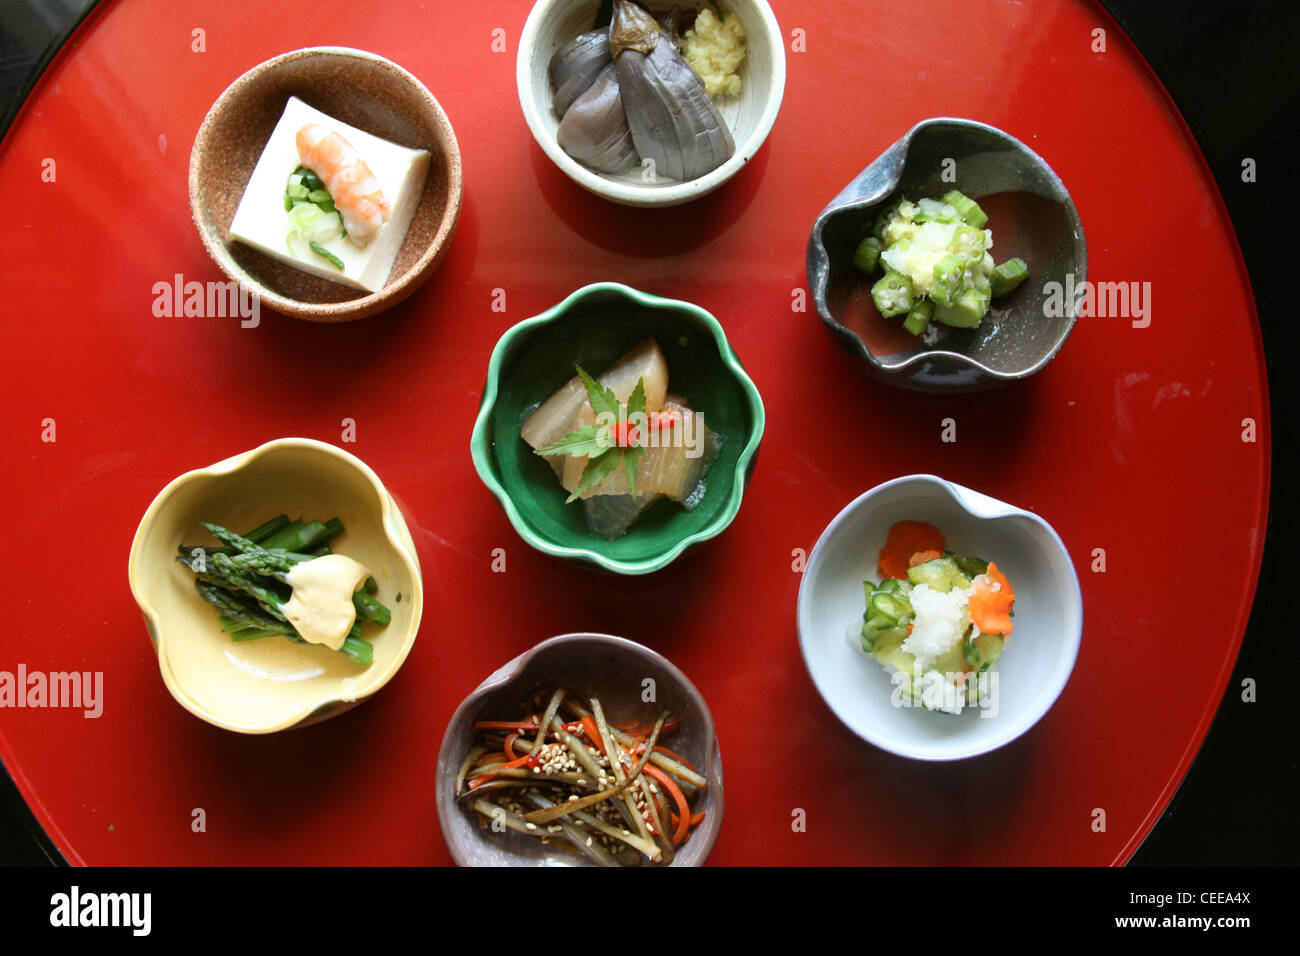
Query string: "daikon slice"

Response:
xmin=520 ymin=338 xmax=668 ymax=451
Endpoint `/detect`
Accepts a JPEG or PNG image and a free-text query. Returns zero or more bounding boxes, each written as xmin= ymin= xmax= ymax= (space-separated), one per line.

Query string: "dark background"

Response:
xmin=0 ymin=0 xmax=1295 ymax=866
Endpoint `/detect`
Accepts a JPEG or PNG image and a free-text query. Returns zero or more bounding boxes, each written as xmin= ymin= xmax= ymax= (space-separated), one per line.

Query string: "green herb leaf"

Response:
xmin=567 ymin=449 xmax=622 ymax=503
xmin=535 ymin=424 xmax=611 ymax=459
xmin=576 ymin=367 xmax=621 ymax=422
xmin=627 ymin=377 xmax=646 ymax=421
xmin=624 ymin=448 xmax=640 ymax=498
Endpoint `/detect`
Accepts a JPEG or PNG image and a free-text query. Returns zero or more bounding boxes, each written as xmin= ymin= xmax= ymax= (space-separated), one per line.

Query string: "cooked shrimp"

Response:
xmin=295 ymin=124 xmax=391 ymax=246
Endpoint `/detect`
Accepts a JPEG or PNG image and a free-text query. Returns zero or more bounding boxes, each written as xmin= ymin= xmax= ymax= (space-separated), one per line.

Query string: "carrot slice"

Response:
xmin=908 ymin=549 xmax=943 ymax=567
xmin=878 ymin=521 xmax=945 ymax=579
xmin=969 ymin=562 xmax=1016 ymax=635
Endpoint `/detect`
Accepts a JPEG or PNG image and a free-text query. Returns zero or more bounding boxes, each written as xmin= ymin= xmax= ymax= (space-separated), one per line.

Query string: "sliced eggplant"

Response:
xmin=550 ymin=29 xmax=612 ymax=117
xmin=556 ymin=62 xmax=639 ymax=174
xmin=609 ymin=0 xmax=734 ymax=182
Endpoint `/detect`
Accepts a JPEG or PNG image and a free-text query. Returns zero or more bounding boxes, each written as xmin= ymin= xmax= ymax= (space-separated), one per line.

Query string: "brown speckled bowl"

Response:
xmin=436 ymin=633 xmax=724 ymax=866
xmin=189 ymin=47 xmax=462 ymax=322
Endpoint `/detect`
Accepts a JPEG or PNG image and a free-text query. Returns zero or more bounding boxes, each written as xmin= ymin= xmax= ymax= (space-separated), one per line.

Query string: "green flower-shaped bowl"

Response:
xmin=470 ymin=283 xmax=764 ymax=574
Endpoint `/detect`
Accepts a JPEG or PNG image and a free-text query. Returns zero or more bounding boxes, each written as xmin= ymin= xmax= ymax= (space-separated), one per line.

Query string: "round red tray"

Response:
xmin=0 ymin=0 xmax=1268 ymax=864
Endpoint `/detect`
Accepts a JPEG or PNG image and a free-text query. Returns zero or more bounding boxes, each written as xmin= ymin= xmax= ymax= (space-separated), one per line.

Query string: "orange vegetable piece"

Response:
xmin=878 ymin=521 xmax=945 ymax=579
xmin=909 ymin=549 xmax=943 ymax=567
xmin=969 ymin=562 xmax=1016 ymax=636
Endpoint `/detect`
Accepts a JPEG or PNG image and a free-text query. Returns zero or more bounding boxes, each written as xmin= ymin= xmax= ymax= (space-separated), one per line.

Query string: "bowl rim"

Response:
xmin=516 ymin=0 xmax=787 ymax=208
xmin=127 ymin=436 xmax=425 ymax=733
xmin=807 ymin=116 xmax=1088 ymax=388
xmin=795 ymin=473 xmax=1084 ymax=761
xmin=187 ymin=45 xmax=463 ymax=322
xmin=469 ymin=281 xmax=766 ymax=575
xmin=434 ymin=631 xmax=724 ymax=866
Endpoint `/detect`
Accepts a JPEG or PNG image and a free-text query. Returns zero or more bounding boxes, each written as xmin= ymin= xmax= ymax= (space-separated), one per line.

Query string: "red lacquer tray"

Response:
xmin=0 ymin=0 xmax=1268 ymax=865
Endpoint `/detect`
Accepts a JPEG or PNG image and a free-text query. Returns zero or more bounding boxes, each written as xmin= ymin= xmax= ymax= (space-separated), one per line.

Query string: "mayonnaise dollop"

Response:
xmin=281 ymin=554 xmax=371 ymax=651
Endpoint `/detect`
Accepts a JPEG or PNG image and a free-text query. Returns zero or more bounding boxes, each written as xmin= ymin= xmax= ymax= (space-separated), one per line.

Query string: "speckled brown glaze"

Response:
xmin=188 ymin=47 xmax=462 ymax=321
xmin=435 ymin=634 xmax=725 ymax=866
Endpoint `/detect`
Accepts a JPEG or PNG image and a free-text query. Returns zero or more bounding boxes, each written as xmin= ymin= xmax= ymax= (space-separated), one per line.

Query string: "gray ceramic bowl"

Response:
xmin=436 ymin=633 xmax=724 ymax=866
xmin=808 ymin=118 xmax=1086 ymax=392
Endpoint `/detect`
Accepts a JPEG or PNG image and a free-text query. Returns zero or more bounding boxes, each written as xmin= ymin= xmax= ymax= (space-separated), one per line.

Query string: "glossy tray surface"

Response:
xmin=0 ymin=0 xmax=1267 ymax=864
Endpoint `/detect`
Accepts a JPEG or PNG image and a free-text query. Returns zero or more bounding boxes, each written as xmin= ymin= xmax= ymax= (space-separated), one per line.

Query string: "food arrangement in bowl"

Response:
xmin=188 ymin=46 xmax=463 ymax=321
xmin=454 ymin=687 xmax=710 ymax=865
xmin=471 ymin=282 xmax=764 ymax=574
xmin=519 ymin=0 xmax=786 ymax=205
xmin=807 ymin=117 xmax=1087 ymax=391
xmin=436 ymin=633 xmax=724 ymax=867
xmin=128 ymin=439 xmax=424 ymax=734
xmin=858 ymin=520 xmax=1016 ymax=716
xmin=796 ymin=474 xmax=1083 ymax=762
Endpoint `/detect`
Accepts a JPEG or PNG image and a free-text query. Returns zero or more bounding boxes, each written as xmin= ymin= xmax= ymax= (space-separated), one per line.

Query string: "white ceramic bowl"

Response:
xmin=517 ymin=0 xmax=786 ymax=207
xmin=796 ymin=475 xmax=1082 ymax=761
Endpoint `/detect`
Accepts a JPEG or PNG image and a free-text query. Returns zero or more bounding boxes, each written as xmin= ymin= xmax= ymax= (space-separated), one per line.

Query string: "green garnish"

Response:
xmin=536 ymin=369 xmax=648 ymax=502
xmin=309 ymin=240 xmax=345 ymax=270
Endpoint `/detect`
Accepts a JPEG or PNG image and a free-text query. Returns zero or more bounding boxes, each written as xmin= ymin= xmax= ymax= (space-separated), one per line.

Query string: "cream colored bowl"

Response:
xmin=128 ymin=438 xmax=423 ymax=733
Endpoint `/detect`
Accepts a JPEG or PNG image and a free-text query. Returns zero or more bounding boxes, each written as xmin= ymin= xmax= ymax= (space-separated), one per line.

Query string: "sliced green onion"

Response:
xmin=309 ymin=240 xmax=345 ymax=270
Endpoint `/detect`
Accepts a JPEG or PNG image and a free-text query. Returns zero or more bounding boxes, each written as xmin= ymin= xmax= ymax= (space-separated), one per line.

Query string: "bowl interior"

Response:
xmin=815 ymin=121 xmax=1084 ymax=386
xmin=437 ymin=634 xmax=722 ymax=866
xmin=520 ymin=0 xmax=781 ymax=203
xmin=191 ymin=48 xmax=460 ymax=315
xmin=482 ymin=288 xmax=760 ymax=569
xmin=797 ymin=477 xmax=1082 ymax=760
xmin=132 ymin=442 xmax=422 ymax=732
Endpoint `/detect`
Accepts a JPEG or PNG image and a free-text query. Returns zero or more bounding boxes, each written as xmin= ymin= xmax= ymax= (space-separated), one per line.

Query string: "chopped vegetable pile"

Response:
xmin=851 ymin=190 xmax=1029 ymax=337
xmin=860 ymin=521 xmax=1017 ymax=715
xmin=457 ymin=688 xmax=708 ymax=865
xmin=176 ymin=515 xmax=389 ymax=667
xmin=284 ymin=166 xmax=346 ymax=270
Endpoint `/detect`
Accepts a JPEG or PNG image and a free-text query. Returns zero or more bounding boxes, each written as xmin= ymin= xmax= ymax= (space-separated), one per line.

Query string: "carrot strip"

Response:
xmin=503 ymin=731 xmax=519 ymax=760
xmin=645 ymin=764 xmax=691 ymax=846
xmin=473 ymin=719 xmax=540 ymax=731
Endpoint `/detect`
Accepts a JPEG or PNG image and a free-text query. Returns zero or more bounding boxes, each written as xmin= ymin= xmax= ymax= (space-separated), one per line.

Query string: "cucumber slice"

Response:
xmin=906 ymin=557 xmax=972 ymax=593
xmin=972 ymin=633 xmax=1004 ymax=672
xmin=945 ymin=550 xmax=989 ymax=577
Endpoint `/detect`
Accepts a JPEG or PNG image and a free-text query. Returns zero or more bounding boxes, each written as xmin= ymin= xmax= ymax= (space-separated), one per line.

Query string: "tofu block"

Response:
xmin=229 ymin=96 xmax=429 ymax=293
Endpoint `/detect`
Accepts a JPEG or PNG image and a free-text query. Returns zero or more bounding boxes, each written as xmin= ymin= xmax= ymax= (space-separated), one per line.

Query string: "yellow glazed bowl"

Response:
xmin=128 ymin=438 xmax=423 ymax=733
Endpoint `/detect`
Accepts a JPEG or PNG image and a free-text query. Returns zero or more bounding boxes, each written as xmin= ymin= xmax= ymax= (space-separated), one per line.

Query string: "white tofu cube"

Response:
xmin=229 ymin=96 xmax=429 ymax=293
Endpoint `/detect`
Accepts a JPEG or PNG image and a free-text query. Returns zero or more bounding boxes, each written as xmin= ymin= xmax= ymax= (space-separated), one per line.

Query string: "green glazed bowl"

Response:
xmin=471 ymin=283 xmax=765 ymax=574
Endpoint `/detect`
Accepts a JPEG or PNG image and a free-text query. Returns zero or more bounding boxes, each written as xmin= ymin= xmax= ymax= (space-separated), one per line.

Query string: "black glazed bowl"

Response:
xmin=807 ymin=117 xmax=1087 ymax=392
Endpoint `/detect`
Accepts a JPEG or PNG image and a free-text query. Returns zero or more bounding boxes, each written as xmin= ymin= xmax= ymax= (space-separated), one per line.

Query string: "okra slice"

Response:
xmin=871 ymin=270 xmax=916 ymax=317
xmin=929 ymin=254 xmax=968 ymax=308
xmin=903 ymin=300 xmax=933 ymax=336
xmin=934 ymin=286 xmax=991 ymax=329
xmin=942 ymin=189 xmax=988 ymax=229
xmin=948 ymin=225 xmax=987 ymax=264
xmin=990 ymin=258 xmax=1030 ymax=297
xmin=852 ymin=236 xmax=882 ymax=274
